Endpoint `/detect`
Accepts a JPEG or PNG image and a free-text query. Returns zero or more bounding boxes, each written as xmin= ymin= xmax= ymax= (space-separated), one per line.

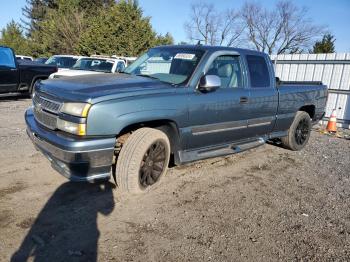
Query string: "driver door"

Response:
xmin=187 ymin=54 xmax=251 ymax=150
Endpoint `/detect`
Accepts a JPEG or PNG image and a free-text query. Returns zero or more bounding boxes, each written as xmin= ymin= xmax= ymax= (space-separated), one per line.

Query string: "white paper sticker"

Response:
xmin=174 ymin=53 xmax=195 ymax=60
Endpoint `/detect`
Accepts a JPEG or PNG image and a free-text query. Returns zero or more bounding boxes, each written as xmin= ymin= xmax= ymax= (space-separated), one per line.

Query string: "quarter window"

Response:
xmin=246 ymin=55 xmax=270 ymax=88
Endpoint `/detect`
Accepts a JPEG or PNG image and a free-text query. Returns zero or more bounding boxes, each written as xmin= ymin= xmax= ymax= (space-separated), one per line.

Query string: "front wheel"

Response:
xmin=281 ymin=111 xmax=312 ymax=151
xmin=115 ymin=128 xmax=171 ymax=194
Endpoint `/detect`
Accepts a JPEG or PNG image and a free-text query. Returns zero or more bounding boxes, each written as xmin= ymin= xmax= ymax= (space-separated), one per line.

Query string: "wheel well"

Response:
xmin=31 ymin=76 xmax=48 ymax=89
xmin=299 ymin=105 xmax=315 ymax=119
xmin=117 ymin=120 xmax=181 ymax=158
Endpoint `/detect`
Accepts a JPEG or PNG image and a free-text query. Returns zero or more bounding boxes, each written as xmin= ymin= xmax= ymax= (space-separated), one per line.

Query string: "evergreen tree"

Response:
xmin=12 ymin=0 xmax=174 ymax=57
xmin=0 ymin=20 xmax=30 ymax=55
xmin=78 ymin=0 xmax=164 ymax=56
xmin=312 ymin=34 xmax=336 ymax=53
xmin=21 ymin=0 xmax=58 ymax=35
xmin=22 ymin=0 xmax=114 ymax=36
xmin=155 ymin=33 xmax=174 ymax=46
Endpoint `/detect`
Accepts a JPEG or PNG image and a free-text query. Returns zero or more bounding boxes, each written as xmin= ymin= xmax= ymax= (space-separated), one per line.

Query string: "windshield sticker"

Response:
xmin=174 ymin=53 xmax=196 ymax=60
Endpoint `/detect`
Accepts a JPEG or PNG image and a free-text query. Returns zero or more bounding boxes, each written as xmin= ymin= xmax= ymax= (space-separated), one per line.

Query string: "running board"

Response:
xmin=179 ymin=138 xmax=266 ymax=164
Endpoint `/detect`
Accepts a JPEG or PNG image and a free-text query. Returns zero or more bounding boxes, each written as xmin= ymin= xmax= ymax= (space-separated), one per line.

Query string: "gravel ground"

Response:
xmin=0 ymin=97 xmax=349 ymax=262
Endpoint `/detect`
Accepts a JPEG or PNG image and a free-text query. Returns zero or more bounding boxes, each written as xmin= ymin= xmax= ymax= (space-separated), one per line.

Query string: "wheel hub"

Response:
xmin=295 ymin=118 xmax=309 ymax=145
xmin=139 ymin=141 xmax=167 ymax=188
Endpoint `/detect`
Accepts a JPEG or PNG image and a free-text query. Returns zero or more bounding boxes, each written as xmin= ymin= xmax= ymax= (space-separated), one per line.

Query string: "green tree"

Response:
xmin=154 ymin=32 xmax=174 ymax=46
xmin=78 ymin=0 xmax=160 ymax=56
xmin=77 ymin=0 xmax=114 ymax=14
xmin=18 ymin=0 xmax=173 ymax=57
xmin=312 ymin=34 xmax=336 ymax=53
xmin=22 ymin=0 xmax=113 ymax=34
xmin=22 ymin=0 xmax=58 ymax=34
xmin=30 ymin=0 xmax=87 ymax=56
xmin=0 ymin=20 xmax=30 ymax=55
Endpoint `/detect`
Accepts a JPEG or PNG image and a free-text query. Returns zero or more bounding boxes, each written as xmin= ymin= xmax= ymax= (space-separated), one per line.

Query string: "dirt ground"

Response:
xmin=0 ymin=96 xmax=349 ymax=262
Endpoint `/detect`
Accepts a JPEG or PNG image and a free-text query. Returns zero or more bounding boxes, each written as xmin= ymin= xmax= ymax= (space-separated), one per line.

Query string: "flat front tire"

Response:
xmin=116 ymin=128 xmax=171 ymax=194
xmin=281 ymin=111 xmax=311 ymax=151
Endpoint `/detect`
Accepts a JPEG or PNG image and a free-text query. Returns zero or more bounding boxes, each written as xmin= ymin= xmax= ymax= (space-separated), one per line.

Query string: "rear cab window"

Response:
xmin=246 ymin=55 xmax=270 ymax=88
xmin=0 ymin=47 xmax=16 ymax=68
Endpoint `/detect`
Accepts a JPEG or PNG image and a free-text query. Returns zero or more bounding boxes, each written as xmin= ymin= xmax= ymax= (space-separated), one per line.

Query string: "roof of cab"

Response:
xmin=154 ymin=44 xmax=266 ymax=56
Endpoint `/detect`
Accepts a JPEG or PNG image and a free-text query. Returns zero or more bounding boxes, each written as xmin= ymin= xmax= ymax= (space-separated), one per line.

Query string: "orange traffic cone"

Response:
xmin=326 ymin=109 xmax=337 ymax=133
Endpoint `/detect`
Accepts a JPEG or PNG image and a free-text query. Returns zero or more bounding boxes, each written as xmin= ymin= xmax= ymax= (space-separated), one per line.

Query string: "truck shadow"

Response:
xmin=11 ymin=181 xmax=115 ymax=262
xmin=0 ymin=94 xmax=30 ymax=102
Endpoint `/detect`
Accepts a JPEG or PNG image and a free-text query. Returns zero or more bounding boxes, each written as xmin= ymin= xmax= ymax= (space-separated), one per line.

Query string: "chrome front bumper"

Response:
xmin=25 ymin=108 xmax=115 ymax=182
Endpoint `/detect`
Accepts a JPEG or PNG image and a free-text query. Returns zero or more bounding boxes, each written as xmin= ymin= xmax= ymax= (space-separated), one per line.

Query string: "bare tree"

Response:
xmin=241 ymin=1 xmax=324 ymax=54
xmin=184 ymin=2 xmax=244 ymax=46
xmin=56 ymin=11 xmax=86 ymax=54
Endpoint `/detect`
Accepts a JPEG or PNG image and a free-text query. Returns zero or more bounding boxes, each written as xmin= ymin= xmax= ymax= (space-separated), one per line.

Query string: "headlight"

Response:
xmin=57 ymin=119 xmax=86 ymax=136
xmin=60 ymin=103 xmax=91 ymax=117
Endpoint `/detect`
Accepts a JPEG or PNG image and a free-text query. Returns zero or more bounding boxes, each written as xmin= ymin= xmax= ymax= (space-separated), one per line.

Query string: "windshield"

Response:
xmin=45 ymin=56 xmax=78 ymax=68
xmin=124 ymin=47 xmax=204 ymax=85
xmin=71 ymin=58 xmax=114 ymax=73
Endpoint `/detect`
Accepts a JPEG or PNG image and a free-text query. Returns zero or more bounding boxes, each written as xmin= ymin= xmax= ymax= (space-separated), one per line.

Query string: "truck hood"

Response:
xmin=36 ymin=73 xmax=176 ymax=103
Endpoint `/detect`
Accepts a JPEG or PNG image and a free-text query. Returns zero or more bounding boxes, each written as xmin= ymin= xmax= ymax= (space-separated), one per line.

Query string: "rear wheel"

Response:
xmin=281 ymin=111 xmax=311 ymax=151
xmin=115 ymin=128 xmax=170 ymax=194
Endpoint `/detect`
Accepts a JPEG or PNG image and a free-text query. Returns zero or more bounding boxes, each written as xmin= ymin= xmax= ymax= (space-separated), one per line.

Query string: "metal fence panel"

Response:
xmin=271 ymin=53 xmax=350 ymax=128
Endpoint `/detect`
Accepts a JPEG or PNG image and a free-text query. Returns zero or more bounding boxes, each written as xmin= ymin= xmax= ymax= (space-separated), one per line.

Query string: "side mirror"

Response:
xmin=275 ymin=77 xmax=281 ymax=86
xmin=198 ymin=75 xmax=221 ymax=92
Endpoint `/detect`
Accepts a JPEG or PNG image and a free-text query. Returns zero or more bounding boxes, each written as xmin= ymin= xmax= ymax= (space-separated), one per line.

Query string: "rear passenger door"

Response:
xmin=245 ymin=55 xmax=278 ymax=137
xmin=187 ymin=54 xmax=251 ymax=150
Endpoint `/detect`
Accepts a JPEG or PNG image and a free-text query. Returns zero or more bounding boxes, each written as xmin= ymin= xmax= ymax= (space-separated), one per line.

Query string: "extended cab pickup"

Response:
xmin=25 ymin=45 xmax=327 ymax=193
xmin=0 ymin=46 xmax=57 ymax=96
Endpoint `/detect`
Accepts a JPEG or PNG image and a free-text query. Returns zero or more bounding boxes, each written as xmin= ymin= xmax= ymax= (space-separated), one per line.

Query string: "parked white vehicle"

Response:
xmin=16 ymin=55 xmax=34 ymax=61
xmin=49 ymin=57 xmax=126 ymax=79
xmin=45 ymin=55 xmax=86 ymax=71
xmin=110 ymin=55 xmax=137 ymax=66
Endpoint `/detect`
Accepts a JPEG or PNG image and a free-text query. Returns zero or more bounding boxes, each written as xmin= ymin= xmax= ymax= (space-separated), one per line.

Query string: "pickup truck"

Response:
xmin=45 ymin=55 xmax=85 ymax=70
xmin=0 ymin=46 xmax=57 ymax=96
xmin=48 ymin=57 xmax=126 ymax=79
xmin=25 ymin=45 xmax=327 ymax=193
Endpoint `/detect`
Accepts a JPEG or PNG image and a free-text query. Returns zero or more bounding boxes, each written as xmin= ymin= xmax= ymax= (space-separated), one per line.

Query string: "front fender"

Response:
xmin=86 ymin=99 xmax=185 ymax=136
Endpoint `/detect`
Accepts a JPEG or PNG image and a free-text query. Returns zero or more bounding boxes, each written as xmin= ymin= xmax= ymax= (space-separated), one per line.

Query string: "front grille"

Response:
xmin=33 ymin=93 xmax=62 ymax=129
xmin=33 ymin=107 xmax=58 ymax=129
xmin=33 ymin=94 xmax=61 ymax=114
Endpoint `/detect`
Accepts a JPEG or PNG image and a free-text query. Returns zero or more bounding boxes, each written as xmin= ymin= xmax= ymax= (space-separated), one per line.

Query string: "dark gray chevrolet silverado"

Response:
xmin=25 ymin=45 xmax=327 ymax=193
xmin=0 ymin=46 xmax=57 ymax=96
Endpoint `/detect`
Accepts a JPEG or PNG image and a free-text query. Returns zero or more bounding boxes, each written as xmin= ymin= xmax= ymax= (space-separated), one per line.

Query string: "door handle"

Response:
xmin=240 ymin=96 xmax=248 ymax=104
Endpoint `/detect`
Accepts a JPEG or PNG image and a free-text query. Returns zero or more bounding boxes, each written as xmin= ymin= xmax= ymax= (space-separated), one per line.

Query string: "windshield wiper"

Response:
xmin=136 ymin=74 xmax=158 ymax=80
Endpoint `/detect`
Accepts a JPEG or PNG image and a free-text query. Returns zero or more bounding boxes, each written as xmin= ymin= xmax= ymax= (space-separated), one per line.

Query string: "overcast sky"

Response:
xmin=1 ymin=0 xmax=349 ymax=53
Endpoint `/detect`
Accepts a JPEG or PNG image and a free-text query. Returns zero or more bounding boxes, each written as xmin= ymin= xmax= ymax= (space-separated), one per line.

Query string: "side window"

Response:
xmin=246 ymin=55 xmax=270 ymax=88
xmin=207 ymin=55 xmax=243 ymax=89
xmin=116 ymin=61 xmax=125 ymax=72
xmin=0 ymin=47 xmax=16 ymax=68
